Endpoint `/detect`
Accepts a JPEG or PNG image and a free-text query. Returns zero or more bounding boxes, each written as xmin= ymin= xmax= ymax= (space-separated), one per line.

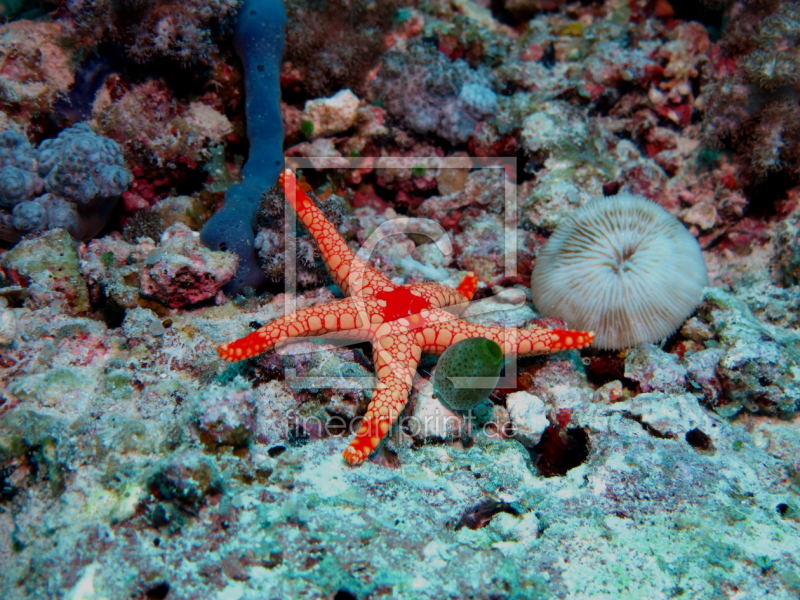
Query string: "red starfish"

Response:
xmin=219 ymin=169 xmax=594 ymax=464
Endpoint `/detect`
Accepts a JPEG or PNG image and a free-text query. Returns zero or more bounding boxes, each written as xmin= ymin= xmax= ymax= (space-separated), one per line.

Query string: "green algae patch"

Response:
xmin=0 ymin=409 xmax=68 ymax=496
xmin=11 ymin=367 xmax=95 ymax=405
xmin=103 ymin=369 xmax=135 ymax=400
xmin=1 ymin=228 xmax=90 ymax=313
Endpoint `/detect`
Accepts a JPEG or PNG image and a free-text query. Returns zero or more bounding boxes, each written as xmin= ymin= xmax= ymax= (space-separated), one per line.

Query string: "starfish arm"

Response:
xmin=280 ymin=169 xmax=392 ymax=297
xmin=455 ymin=272 xmax=478 ymax=300
xmin=405 ymin=280 xmax=473 ymax=310
xmin=343 ymin=332 xmax=421 ymax=464
xmin=218 ymin=297 xmax=370 ymax=361
xmin=412 ymin=313 xmax=594 ymax=356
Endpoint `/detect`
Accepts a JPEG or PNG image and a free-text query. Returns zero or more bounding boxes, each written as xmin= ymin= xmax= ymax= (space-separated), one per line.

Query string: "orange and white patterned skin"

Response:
xmin=218 ymin=169 xmax=595 ymax=465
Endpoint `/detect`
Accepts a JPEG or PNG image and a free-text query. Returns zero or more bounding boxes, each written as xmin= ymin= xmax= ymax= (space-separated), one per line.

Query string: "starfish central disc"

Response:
xmin=374 ymin=287 xmax=432 ymax=322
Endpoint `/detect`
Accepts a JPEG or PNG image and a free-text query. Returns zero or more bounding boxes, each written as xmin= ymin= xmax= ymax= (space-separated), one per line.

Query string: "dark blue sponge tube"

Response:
xmin=200 ymin=0 xmax=286 ymax=294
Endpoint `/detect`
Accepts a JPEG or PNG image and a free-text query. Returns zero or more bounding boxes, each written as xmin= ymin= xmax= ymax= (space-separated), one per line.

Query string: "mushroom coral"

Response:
xmin=530 ymin=193 xmax=708 ymax=350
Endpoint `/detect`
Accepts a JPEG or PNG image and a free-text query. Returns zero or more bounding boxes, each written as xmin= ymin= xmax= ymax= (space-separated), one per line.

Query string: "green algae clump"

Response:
xmin=433 ymin=337 xmax=503 ymax=411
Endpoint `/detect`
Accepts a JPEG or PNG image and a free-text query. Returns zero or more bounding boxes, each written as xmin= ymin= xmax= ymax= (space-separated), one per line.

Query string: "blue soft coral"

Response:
xmin=200 ymin=0 xmax=286 ymax=295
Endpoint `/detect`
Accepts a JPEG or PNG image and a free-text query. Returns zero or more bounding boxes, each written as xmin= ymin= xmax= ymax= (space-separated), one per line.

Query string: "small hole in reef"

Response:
xmin=333 ymin=591 xmax=357 ymax=600
xmin=326 ymin=417 xmax=348 ymax=436
xmin=668 ymin=0 xmax=726 ymax=30
xmin=268 ymin=445 xmax=286 ymax=457
xmin=144 ymin=582 xmax=170 ymax=599
xmin=531 ymin=426 xmax=590 ymax=477
xmin=603 ymin=181 xmax=621 ymax=196
xmin=744 ymin=170 xmax=794 ymax=218
xmin=287 ymin=426 xmax=310 ymax=447
xmin=685 ymin=428 xmax=713 ymax=451
xmin=218 ymin=242 xmax=227 ymax=251
xmin=454 ymin=498 xmax=520 ymax=530
xmin=777 ymin=503 xmax=789 ymax=517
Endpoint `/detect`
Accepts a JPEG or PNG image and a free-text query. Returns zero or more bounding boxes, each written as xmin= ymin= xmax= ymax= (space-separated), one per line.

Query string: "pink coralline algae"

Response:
xmin=139 ymin=223 xmax=238 ymax=308
xmin=91 ymin=79 xmax=233 ymax=190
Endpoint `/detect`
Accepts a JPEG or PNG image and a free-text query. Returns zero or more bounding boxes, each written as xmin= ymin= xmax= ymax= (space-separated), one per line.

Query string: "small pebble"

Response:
xmin=506 ymin=391 xmax=549 ymax=447
xmin=148 ymin=320 xmax=166 ymax=337
xmin=0 ymin=308 xmax=16 ymax=345
xmin=648 ymin=87 xmax=665 ymax=105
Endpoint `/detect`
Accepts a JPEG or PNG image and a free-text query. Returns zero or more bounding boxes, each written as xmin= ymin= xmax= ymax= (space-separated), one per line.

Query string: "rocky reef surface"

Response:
xmin=1 ymin=0 xmax=799 ymax=599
